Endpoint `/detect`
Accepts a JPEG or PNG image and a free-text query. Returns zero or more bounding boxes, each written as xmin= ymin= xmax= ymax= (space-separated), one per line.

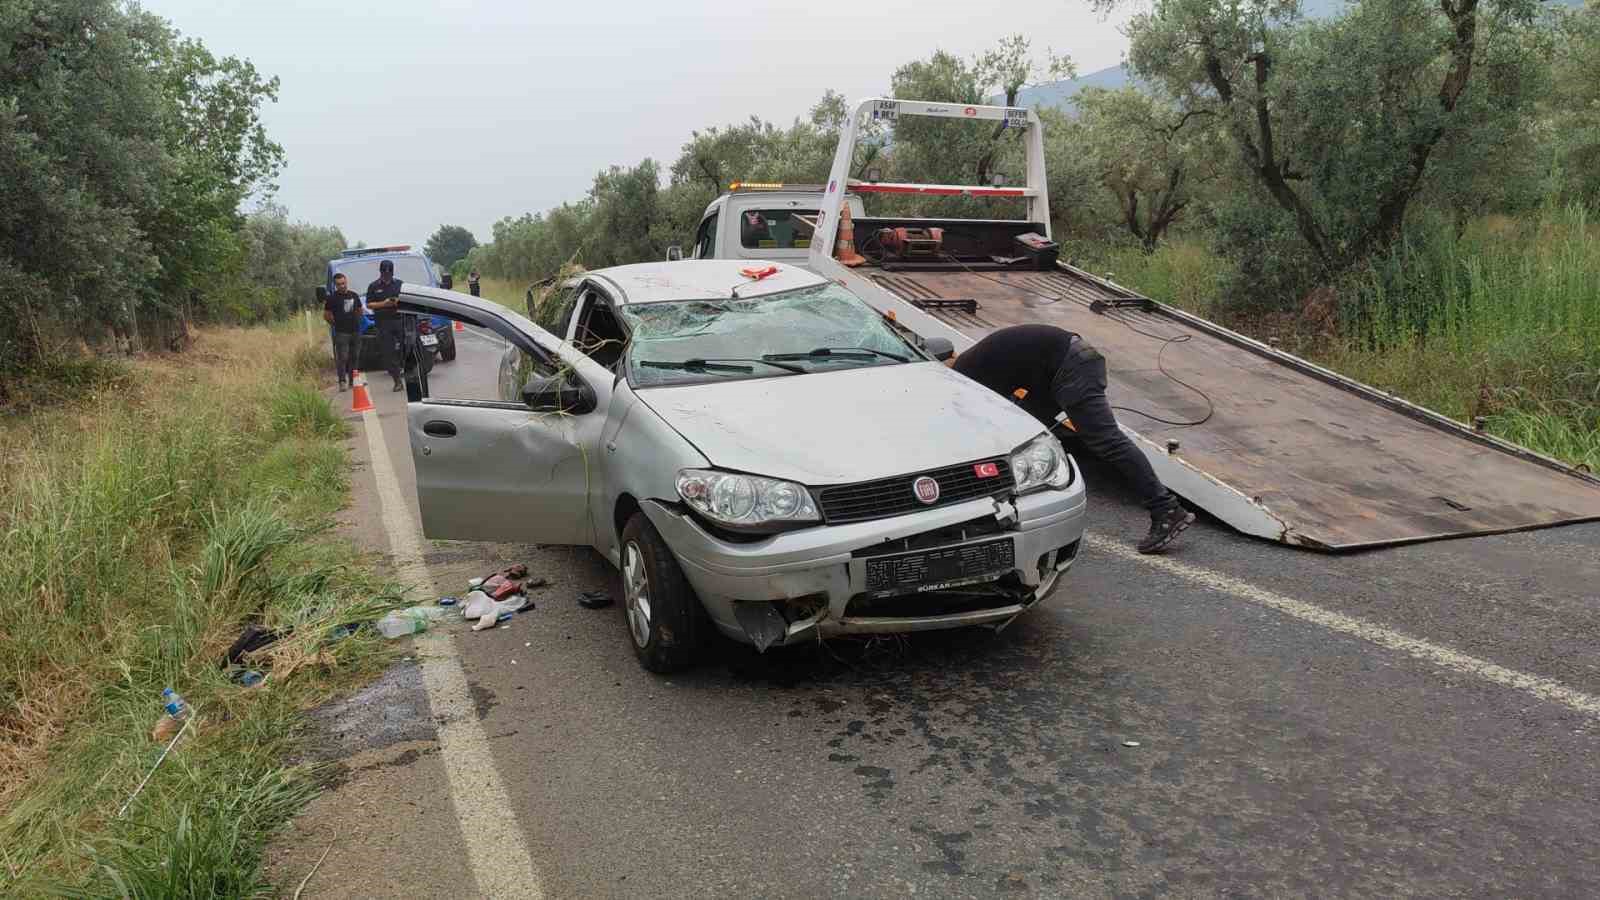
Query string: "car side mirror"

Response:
xmin=440 ymin=273 xmax=454 ymax=289
xmin=521 ymin=372 xmax=597 ymax=414
xmin=666 ymin=245 xmax=684 ymax=262
xmin=924 ymin=336 xmax=956 ymax=362
xmin=314 ymin=286 xmax=328 ymax=305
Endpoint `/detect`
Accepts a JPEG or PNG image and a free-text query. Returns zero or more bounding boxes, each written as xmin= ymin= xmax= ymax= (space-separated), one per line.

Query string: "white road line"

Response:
xmin=1087 ymin=535 xmax=1600 ymax=719
xmin=361 ymin=407 xmax=545 ymax=899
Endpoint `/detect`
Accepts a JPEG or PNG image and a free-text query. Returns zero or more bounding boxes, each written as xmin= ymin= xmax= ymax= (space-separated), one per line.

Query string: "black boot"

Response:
xmin=1138 ymin=503 xmax=1195 ymax=554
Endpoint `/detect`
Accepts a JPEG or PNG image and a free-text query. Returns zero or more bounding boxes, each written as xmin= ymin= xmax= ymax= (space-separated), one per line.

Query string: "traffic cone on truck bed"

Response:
xmin=835 ymin=204 xmax=866 ymax=267
xmin=350 ymin=370 xmax=374 ymax=413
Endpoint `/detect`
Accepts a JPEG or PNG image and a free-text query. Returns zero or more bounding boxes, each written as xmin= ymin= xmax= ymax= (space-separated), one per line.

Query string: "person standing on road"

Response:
xmin=322 ymin=273 xmax=363 ymax=390
xmin=365 ymin=259 xmax=406 ymax=392
xmin=468 ymin=270 xmax=481 ymax=297
xmin=949 ymin=323 xmax=1196 ymax=554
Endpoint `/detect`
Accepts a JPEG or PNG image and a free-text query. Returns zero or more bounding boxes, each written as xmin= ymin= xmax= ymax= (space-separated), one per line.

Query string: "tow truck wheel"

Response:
xmin=620 ymin=512 xmax=707 ymax=673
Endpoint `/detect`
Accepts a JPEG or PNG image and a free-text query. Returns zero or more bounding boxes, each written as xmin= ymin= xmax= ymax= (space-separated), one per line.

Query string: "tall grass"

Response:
xmin=1070 ymin=235 xmax=1233 ymax=317
xmin=0 ymin=327 xmax=397 ymax=893
xmin=1329 ymin=204 xmax=1600 ymax=467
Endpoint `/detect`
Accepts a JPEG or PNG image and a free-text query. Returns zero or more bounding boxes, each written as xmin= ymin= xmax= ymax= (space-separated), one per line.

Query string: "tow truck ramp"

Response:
xmin=869 ymin=265 xmax=1600 ymax=550
xmin=807 ymin=98 xmax=1600 ymax=550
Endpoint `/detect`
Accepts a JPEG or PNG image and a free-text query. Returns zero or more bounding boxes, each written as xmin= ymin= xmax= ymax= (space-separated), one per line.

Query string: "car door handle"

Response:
xmin=423 ymin=420 xmax=457 ymax=438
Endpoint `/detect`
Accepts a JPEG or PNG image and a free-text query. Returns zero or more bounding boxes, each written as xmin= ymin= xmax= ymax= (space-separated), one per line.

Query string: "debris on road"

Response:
xmin=1122 ymin=740 xmax=1141 ymax=748
xmin=577 ymin=589 xmax=614 ymax=610
xmin=465 ymin=592 xmax=530 ymax=632
xmin=438 ymin=596 xmax=459 ymax=607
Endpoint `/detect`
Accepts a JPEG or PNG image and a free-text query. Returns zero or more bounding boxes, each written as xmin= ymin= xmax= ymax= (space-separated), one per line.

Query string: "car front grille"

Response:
xmin=815 ymin=458 xmax=1013 ymax=524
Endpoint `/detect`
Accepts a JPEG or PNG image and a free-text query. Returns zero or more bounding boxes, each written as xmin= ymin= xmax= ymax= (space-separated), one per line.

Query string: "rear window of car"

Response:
xmin=738 ymin=209 xmax=816 ymax=250
xmin=332 ymin=256 xmax=434 ymax=288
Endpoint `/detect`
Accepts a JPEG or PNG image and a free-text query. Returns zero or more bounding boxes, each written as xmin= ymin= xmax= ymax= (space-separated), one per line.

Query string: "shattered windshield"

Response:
xmin=620 ymin=283 xmax=917 ymax=387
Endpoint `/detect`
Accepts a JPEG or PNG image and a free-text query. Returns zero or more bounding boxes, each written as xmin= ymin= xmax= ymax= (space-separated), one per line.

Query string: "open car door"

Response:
xmin=396 ymin=286 xmax=616 ymax=546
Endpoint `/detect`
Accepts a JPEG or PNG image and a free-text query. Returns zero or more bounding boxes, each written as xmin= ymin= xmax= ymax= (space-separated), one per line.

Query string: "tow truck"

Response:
xmin=689 ymin=99 xmax=1600 ymax=550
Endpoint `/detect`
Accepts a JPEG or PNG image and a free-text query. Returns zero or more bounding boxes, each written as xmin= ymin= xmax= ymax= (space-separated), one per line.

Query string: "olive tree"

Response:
xmin=1124 ymin=0 xmax=1549 ymax=278
xmin=1074 ymin=86 xmax=1225 ymax=251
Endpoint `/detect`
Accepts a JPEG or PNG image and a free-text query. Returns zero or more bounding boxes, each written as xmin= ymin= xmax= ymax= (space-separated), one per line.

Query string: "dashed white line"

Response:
xmin=1087 ymin=534 xmax=1600 ymax=719
xmin=361 ymin=405 xmax=544 ymax=899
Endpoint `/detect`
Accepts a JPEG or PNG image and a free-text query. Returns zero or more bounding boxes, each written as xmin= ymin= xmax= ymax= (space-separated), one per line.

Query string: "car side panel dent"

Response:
xmin=596 ymin=381 xmax=709 ymax=566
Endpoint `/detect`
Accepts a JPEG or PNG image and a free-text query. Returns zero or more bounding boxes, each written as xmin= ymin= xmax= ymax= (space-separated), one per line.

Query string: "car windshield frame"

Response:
xmin=619 ymin=282 xmax=924 ymax=389
xmin=331 ymin=256 xmax=434 ymax=289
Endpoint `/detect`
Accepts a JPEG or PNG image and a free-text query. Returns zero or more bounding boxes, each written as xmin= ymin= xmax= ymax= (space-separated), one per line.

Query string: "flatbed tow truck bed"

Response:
xmin=864 ymin=263 xmax=1600 ymax=550
xmin=805 ymin=98 xmax=1600 ymax=550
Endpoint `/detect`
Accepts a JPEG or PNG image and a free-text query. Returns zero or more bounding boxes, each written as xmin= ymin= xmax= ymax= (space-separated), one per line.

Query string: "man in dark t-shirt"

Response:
xmin=323 ymin=272 xmax=363 ymax=390
xmin=952 ymin=324 xmax=1195 ymax=553
xmin=365 ymin=259 xmax=405 ymax=391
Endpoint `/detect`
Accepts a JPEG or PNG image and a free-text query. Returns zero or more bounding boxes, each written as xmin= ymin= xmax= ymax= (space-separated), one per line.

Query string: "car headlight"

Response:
xmin=676 ymin=469 xmax=821 ymax=531
xmin=1010 ymin=433 xmax=1076 ymax=494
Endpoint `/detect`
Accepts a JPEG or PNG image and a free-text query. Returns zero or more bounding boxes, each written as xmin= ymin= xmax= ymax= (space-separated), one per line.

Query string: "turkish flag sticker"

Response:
xmin=973 ymin=462 xmax=1000 ymax=478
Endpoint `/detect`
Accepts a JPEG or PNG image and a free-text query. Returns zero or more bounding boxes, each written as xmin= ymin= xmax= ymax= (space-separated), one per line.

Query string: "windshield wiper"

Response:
xmin=764 ymin=346 xmax=910 ymax=363
xmin=640 ymin=357 xmax=806 ymax=375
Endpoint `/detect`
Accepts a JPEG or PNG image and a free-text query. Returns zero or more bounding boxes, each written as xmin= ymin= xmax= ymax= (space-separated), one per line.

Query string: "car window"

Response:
xmin=573 ymin=291 xmax=627 ymax=370
xmin=332 ymin=256 xmax=433 ymax=288
xmin=693 ymin=212 xmax=718 ymax=259
xmin=497 ymin=344 xmax=564 ymax=404
xmin=738 ymin=209 xmax=817 ymax=250
xmin=619 ymin=283 xmax=915 ymax=388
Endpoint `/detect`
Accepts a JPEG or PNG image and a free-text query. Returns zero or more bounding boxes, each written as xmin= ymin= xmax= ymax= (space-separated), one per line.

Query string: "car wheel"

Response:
xmin=440 ymin=332 xmax=457 ymax=362
xmin=620 ymin=512 xmax=708 ymax=673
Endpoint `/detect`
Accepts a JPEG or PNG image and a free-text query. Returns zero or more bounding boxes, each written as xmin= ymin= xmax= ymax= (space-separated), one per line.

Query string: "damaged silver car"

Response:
xmin=395 ymin=261 xmax=1086 ymax=672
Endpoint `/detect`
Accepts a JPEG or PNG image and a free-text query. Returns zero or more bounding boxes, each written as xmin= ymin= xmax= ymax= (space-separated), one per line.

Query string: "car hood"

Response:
xmin=635 ymin=362 xmax=1045 ymax=484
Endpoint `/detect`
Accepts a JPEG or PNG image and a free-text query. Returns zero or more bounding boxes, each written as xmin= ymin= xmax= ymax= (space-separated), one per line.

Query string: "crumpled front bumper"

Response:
xmin=640 ymin=482 xmax=1087 ymax=648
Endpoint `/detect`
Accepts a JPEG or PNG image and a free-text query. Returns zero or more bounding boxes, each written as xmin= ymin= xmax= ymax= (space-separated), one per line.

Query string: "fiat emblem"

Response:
xmin=913 ymin=476 xmax=940 ymax=504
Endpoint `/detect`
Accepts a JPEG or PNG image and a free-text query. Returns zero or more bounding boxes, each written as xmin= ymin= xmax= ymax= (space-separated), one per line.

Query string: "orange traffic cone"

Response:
xmin=349 ymin=370 xmax=375 ymax=413
xmin=835 ymin=204 xmax=867 ymax=267
xmin=453 ymin=319 xmax=465 ymax=333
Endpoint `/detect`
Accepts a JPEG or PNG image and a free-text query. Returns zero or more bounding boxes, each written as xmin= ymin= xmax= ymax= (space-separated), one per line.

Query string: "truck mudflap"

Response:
xmin=861 ymin=264 xmax=1600 ymax=551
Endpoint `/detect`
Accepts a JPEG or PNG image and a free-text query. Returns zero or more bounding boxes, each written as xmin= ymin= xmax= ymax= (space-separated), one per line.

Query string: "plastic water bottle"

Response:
xmin=162 ymin=688 xmax=188 ymax=719
xmin=376 ymin=606 xmax=449 ymax=639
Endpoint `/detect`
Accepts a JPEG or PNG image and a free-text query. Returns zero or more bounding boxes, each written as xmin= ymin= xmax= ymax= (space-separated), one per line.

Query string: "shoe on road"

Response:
xmin=1138 ymin=504 xmax=1195 ymax=554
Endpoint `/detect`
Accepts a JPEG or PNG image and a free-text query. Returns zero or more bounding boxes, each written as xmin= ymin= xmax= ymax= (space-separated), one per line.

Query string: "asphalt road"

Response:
xmin=283 ymin=326 xmax=1600 ymax=898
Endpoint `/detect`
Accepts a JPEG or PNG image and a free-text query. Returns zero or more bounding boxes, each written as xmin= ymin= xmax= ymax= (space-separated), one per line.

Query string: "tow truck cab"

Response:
xmin=680 ymin=183 xmax=864 ymax=270
xmin=322 ymin=245 xmax=457 ymax=369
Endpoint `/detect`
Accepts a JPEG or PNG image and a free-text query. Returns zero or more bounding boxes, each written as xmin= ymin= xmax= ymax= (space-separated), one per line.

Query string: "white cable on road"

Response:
xmin=1088 ymin=535 xmax=1600 ymax=719
xmin=361 ymin=404 xmax=545 ymax=899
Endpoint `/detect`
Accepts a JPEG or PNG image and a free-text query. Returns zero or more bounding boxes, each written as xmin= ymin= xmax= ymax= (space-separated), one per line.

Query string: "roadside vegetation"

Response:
xmin=0 ymin=328 xmax=396 ymax=895
xmin=0 ymin=1 xmax=345 ymax=405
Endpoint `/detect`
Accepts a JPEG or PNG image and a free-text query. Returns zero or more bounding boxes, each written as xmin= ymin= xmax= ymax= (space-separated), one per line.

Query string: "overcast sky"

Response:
xmin=144 ymin=0 xmax=1132 ymax=247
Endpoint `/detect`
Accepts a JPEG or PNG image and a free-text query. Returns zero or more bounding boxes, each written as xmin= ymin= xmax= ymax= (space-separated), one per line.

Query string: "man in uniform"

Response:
xmin=365 ymin=259 xmax=405 ymax=391
xmin=322 ymin=272 xmax=363 ymax=390
xmin=950 ymin=323 xmax=1195 ymax=554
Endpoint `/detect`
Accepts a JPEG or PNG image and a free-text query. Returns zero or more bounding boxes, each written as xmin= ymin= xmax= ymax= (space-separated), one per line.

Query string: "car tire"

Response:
xmin=440 ymin=331 xmax=457 ymax=362
xmin=620 ymin=512 xmax=709 ymax=673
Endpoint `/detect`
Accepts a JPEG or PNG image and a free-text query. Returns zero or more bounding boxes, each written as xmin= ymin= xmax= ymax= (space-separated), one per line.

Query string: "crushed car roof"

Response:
xmin=588 ymin=260 xmax=825 ymax=305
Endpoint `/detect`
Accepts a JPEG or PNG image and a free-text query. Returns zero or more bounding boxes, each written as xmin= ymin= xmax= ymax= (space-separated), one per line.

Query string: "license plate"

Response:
xmin=419 ymin=334 xmax=439 ymax=347
xmin=864 ymin=538 xmax=1014 ymax=596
